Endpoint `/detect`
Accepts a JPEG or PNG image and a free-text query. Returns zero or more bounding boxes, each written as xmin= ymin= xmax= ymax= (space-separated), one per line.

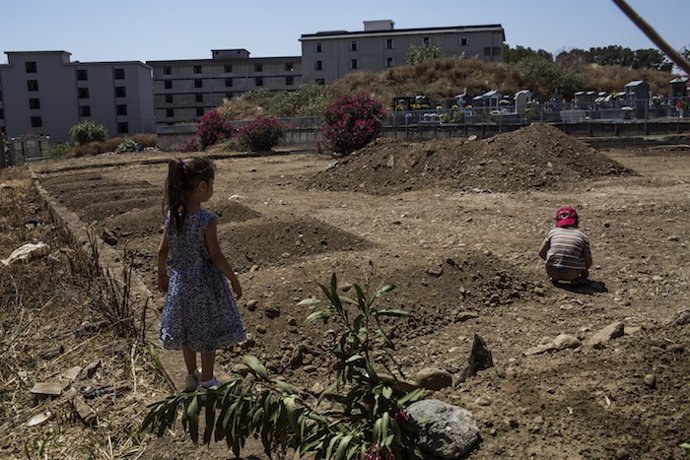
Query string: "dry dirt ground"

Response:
xmin=3 ymin=124 xmax=690 ymax=459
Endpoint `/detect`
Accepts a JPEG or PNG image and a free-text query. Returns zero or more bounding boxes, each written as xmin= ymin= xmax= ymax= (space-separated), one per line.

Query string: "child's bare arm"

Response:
xmin=538 ymin=243 xmax=548 ymax=260
xmin=585 ymin=251 xmax=593 ymax=269
xmin=205 ymin=218 xmax=242 ymax=300
xmin=157 ymin=234 xmax=169 ymax=292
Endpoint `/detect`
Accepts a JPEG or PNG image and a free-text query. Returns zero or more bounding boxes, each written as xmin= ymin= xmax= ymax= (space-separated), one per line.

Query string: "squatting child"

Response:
xmin=538 ymin=206 xmax=593 ymax=285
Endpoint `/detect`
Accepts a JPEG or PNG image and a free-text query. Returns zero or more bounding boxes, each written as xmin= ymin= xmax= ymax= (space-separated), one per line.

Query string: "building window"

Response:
xmin=113 ymin=68 xmax=125 ymax=79
xmin=196 ymin=107 xmax=204 ymax=116
xmin=117 ymin=122 xmax=129 ymax=134
xmin=194 ymin=65 xmax=202 ymax=74
xmin=285 ymin=62 xmax=294 ymax=72
xmin=29 ymin=98 xmax=41 ymax=109
xmin=492 ymin=46 xmax=502 ymax=56
xmin=255 ymin=77 xmax=264 ymax=87
xmin=27 ymin=80 xmax=39 ymax=91
xmin=350 ymin=40 xmax=358 ymax=52
xmin=315 ymin=42 xmax=322 ymax=53
xmin=224 ymin=64 xmax=232 ymax=73
xmin=225 ymin=78 xmax=233 ymax=87
xmin=165 ymin=94 xmax=173 ymax=103
xmin=77 ymin=69 xmax=88 ymax=81
xmin=314 ymin=60 xmax=323 ymax=71
xmin=460 ymin=36 xmax=468 ymax=46
xmin=164 ymin=80 xmax=172 ymax=89
xmin=25 ymin=61 xmax=37 ymax=73
xmin=315 ymin=78 xmax=325 ymax=85
xmin=31 ymin=116 xmax=42 ymax=127
xmin=163 ymin=66 xmax=171 ymax=75
xmin=351 ymin=59 xmax=358 ymax=70
xmin=117 ymin=104 xmax=128 ymax=115
xmin=195 ymin=93 xmax=203 ymax=103
xmin=285 ymin=76 xmax=294 ymax=86
xmin=78 ymin=87 xmax=90 ymax=99
xmin=386 ymin=38 xmax=393 ymax=49
xmin=483 ymin=47 xmax=491 ymax=56
xmin=194 ymin=79 xmax=202 ymax=88
xmin=80 ymin=106 xmax=91 ymax=117
xmin=115 ymin=86 xmax=126 ymax=97
xmin=255 ymin=64 xmax=263 ymax=72
xmin=423 ymin=36 xmax=430 ymax=45
xmin=166 ymin=108 xmax=174 ymax=117
xmin=386 ymin=57 xmax=394 ymax=68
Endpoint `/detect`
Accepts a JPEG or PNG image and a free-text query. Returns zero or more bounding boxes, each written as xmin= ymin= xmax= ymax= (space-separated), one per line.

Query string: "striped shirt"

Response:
xmin=542 ymin=227 xmax=591 ymax=270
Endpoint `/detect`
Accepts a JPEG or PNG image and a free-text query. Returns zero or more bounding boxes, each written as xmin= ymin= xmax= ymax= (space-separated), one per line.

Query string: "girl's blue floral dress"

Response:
xmin=160 ymin=209 xmax=246 ymax=352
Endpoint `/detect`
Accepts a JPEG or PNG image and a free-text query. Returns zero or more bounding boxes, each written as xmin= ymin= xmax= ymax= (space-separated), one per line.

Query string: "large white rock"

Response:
xmin=407 ymin=399 xmax=480 ymax=459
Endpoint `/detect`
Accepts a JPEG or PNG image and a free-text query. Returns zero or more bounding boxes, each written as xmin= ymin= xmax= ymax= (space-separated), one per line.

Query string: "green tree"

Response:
xmin=69 ymin=120 xmax=107 ymax=145
xmin=407 ymin=43 xmax=442 ymax=65
xmin=503 ymin=44 xmax=553 ymax=64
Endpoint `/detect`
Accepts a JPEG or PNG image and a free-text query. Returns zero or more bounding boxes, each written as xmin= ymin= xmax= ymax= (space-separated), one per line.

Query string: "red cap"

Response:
xmin=555 ymin=206 xmax=578 ymax=227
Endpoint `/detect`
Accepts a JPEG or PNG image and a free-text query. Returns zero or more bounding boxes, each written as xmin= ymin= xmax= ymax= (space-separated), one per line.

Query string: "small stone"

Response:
xmin=303 ymin=365 xmax=317 ymax=374
xmin=586 ymin=321 xmax=625 ymax=349
xmin=552 ymin=334 xmax=582 ymax=350
xmin=78 ymin=359 xmax=102 ymax=380
xmin=288 ymin=317 xmax=297 ymax=326
xmin=256 ymin=325 xmax=267 ymax=334
xmin=31 ymin=380 xmax=70 ymax=398
xmin=281 ymin=252 xmax=290 ymax=258
xmin=652 ymin=275 xmax=664 ymax=282
xmin=475 ymin=396 xmax=491 ymax=406
xmin=264 ymin=306 xmax=280 ymax=319
xmin=26 ymin=411 xmax=53 ymax=427
xmin=524 ymin=342 xmax=556 ymax=356
xmin=455 ymin=311 xmax=478 ymax=323
xmin=668 ymin=235 xmax=680 ymax=242
xmin=101 ymin=228 xmax=118 ymax=246
xmin=309 ymin=382 xmax=324 ymax=394
xmin=415 ymin=368 xmax=453 ymax=390
xmin=62 ymin=366 xmax=83 ymax=381
xmin=534 ymin=287 xmax=545 ymax=296
xmin=426 ymin=266 xmax=443 ymax=277
xmin=72 ymin=395 xmax=97 ymax=426
xmin=644 ymin=374 xmax=656 ymax=389
xmin=39 ymin=345 xmax=64 ymax=360
xmin=246 ymin=300 xmax=258 ymax=311
xmin=249 ymin=264 xmax=260 ymax=272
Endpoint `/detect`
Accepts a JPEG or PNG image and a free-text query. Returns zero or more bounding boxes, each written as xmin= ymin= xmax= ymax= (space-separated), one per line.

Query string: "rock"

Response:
xmin=674 ymin=309 xmax=690 ymax=325
xmin=415 ymin=367 xmax=453 ymax=391
xmin=287 ymin=317 xmax=298 ymax=326
xmin=78 ymin=359 xmax=101 ymax=380
xmin=309 ymin=382 xmax=324 ymax=394
xmin=534 ymin=287 xmax=545 ymax=296
xmin=249 ymin=264 xmax=260 ymax=273
xmin=264 ymin=306 xmax=280 ymax=319
xmin=586 ymin=321 xmax=625 ymax=349
xmin=26 ymin=411 xmax=53 ymax=427
xmin=31 ymin=380 xmax=70 ymax=398
xmin=668 ymin=235 xmax=680 ymax=241
xmin=72 ymin=395 xmax=97 ymax=426
xmin=460 ymin=334 xmax=494 ymax=381
xmin=468 ymin=135 xmax=478 ymax=141
xmin=407 ymin=399 xmax=480 ymax=458
xmin=455 ymin=311 xmax=478 ymax=322
xmin=426 ymin=266 xmax=443 ymax=277
xmin=524 ymin=342 xmax=557 ymax=356
xmin=303 ymin=365 xmax=317 ymax=374
xmin=552 ymin=334 xmax=582 ymax=350
xmin=61 ymin=366 xmax=83 ymax=381
xmin=245 ymin=300 xmax=258 ymax=311
xmin=39 ymin=345 xmax=64 ymax=360
xmin=256 ymin=325 xmax=267 ymax=334
xmin=475 ymin=396 xmax=491 ymax=406
xmin=644 ymin=374 xmax=656 ymax=389
xmin=101 ymin=228 xmax=118 ymax=246
xmin=289 ymin=346 xmax=303 ymax=369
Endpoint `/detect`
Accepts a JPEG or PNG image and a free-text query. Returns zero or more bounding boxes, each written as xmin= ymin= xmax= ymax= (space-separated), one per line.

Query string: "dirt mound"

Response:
xmin=217 ymin=216 xmax=371 ymax=271
xmin=308 ymin=124 xmax=635 ymax=194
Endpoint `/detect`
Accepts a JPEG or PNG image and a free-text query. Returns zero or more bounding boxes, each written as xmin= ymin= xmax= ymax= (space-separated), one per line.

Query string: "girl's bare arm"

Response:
xmin=157 ymin=233 xmax=169 ymax=292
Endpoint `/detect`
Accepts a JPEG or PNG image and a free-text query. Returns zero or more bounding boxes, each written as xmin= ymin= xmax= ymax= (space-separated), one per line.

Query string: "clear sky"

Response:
xmin=1 ymin=0 xmax=688 ymax=64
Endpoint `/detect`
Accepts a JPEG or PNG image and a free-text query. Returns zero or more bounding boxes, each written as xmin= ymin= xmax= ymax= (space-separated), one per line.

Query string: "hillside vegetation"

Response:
xmin=219 ymin=57 xmax=677 ymax=120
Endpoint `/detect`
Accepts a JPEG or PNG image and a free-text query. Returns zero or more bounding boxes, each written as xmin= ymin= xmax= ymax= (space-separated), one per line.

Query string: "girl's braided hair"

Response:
xmin=163 ymin=157 xmax=215 ymax=233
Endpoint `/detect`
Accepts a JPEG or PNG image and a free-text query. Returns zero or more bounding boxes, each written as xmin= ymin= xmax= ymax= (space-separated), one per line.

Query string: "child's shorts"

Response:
xmin=546 ymin=264 xmax=588 ymax=282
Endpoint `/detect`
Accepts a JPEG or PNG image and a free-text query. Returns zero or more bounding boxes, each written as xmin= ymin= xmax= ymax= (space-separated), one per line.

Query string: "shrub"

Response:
xmin=69 ymin=120 xmax=108 ymax=145
xmin=322 ymin=93 xmax=386 ymax=155
xmin=237 ymin=116 xmax=285 ymax=152
xmin=143 ymin=273 xmax=423 ymax=459
xmin=73 ymin=137 xmax=123 ymax=157
xmin=132 ymin=133 xmax=157 ymax=148
xmin=115 ymin=138 xmax=140 ymax=153
xmin=46 ymin=142 xmax=72 ymax=158
xmin=196 ymin=109 xmax=235 ymax=150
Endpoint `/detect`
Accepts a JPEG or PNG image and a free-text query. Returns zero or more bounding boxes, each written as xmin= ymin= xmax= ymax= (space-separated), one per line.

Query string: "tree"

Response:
xmin=407 ymin=43 xmax=442 ymax=65
xmin=503 ymin=44 xmax=553 ymax=64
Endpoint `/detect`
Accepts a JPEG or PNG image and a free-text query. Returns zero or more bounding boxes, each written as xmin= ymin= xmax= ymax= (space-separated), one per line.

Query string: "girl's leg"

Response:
xmin=182 ymin=347 xmax=197 ymax=374
xmin=200 ymin=351 xmax=216 ymax=382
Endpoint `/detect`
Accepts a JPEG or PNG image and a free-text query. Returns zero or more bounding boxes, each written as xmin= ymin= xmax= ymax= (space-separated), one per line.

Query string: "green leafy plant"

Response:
xmin=322 ymin=93 xmax=386 ymax=155
xmin=237 ymin=116 xmax=285 ymax=152
xmin=406 ymin=43 xmax=442 ymax=65
xmin=115 ymin=138 xmax=141 ymax=153
xmin=69 ymin=120 xmax=108 ymax=145
xmin=142 ymin=273 xmax=423 ymax=459
xmin=46 ymin=142 xmax=72 ymax=158
xmin=681 ymin=442 xmax=690 ymax=457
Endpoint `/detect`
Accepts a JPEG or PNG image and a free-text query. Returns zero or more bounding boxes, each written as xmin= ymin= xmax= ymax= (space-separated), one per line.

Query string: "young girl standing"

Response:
xmin=157 ymin=157 xmax=245 ymax=391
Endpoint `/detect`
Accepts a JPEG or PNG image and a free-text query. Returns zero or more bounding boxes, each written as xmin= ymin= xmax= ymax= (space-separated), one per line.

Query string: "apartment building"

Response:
xmin=0 ymin=51 xmax=154 ymax=142
xmin=300 ymin=20 xmax=505 ymax=85
xmin=147 ymin=49 xmax=301 ymax=126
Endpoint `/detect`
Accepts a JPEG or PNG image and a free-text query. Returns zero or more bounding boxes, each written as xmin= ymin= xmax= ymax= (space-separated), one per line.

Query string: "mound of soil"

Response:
xmin=217 ymin=216 xmax=371 ymax=271
xmin=308 ymin=124 xmax=635 ymax=194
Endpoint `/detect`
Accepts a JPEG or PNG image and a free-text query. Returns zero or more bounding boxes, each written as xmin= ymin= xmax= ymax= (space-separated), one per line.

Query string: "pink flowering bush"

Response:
xmin=195 ymin=109 xmax=235 ymax=150
xmin=322 ymin=93 xmax=386 ymax=155
xmin=237 ymin=116 xmax=285 ymax=152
